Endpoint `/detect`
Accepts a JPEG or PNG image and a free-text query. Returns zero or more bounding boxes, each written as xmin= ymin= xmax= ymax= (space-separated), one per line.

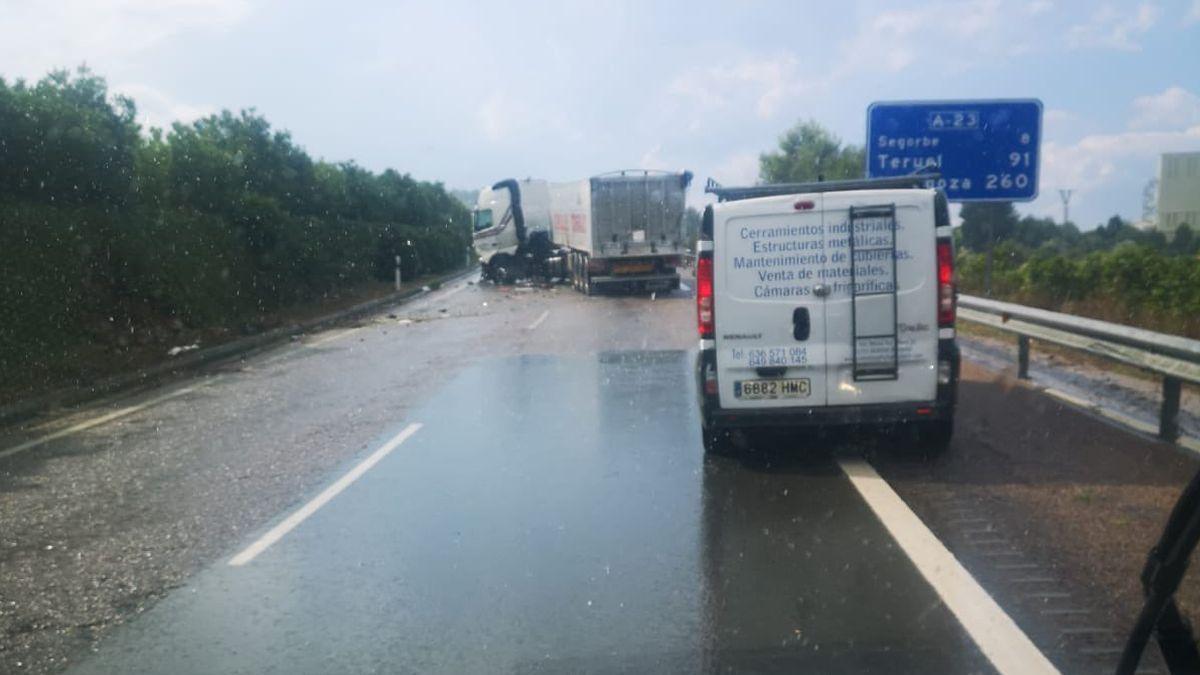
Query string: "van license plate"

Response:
xmin=734 ymin=378 xmax=811 ymax=400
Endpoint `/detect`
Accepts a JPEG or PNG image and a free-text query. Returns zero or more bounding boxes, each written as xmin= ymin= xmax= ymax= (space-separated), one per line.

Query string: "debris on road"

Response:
xmin=166 ymin=344 xmax=199 ymax=357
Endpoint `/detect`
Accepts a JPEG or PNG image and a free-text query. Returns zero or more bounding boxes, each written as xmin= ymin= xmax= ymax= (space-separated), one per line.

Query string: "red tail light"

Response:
xmin=697 ymin=254 xmax=714 ymax=338
xmin=936 ymin=239 xmax=955 ymax=326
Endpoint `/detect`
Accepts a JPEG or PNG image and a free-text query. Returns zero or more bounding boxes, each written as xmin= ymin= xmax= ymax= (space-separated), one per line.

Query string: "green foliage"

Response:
xmin=959 ymin=208 xmax=1191 ymax=258
xmin=1171 ymin=224 xmax=1196 ymax=256
xmin=960 ymin=202 xmax=1018 ymax=251
xmin=0 ymin=67 xmax=140 ymax=206
xmin=957 ymin=243 xmax=1200 ymax=337
xmin=683 ymin=206 xmax=702 ymax=247
xmin=0 ymin=67 xmax=471 ymax=381
xmin=759 ymin=120 xmax=864 ymax=183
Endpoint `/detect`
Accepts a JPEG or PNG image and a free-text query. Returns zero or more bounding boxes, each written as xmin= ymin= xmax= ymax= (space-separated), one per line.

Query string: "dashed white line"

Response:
xmin=228 ymin=422 xmax=423 ymax=566
xmin=528 ymin=310 xmax=550 ymax=330
xmin=838 ymin=459 xmax=1060 ymax=675
xmin=0 ymin=387 xmax=199 ymax=460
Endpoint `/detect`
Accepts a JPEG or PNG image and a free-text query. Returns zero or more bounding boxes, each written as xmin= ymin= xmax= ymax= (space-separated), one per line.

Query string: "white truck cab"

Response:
xmin=695 ymin=177 xmax=959 ymax=454
xmin=472 ymin=179 xmax=552 ymax=274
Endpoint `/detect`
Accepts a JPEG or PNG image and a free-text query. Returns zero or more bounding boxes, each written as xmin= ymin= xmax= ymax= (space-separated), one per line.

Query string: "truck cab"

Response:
xmin=472 ymin=179 xmax=551 ymax=282
xmin=695 ymin=178 xmax=959 ymax=454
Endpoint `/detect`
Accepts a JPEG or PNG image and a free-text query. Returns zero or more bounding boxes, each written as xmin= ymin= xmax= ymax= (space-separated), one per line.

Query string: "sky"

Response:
xmin=2 ymin=0 xmax=1199 ymax=228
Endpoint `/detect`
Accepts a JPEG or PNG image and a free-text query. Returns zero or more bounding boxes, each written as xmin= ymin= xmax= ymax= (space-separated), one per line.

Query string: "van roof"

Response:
xmin=704 ymin=174 xmax=938 ymax=202
xmin=700 ymin=184 xmax=951 ymax=239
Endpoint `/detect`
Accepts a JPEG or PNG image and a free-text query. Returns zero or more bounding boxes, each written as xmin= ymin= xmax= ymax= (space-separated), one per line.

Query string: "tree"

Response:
xmin=959 ymin=202 xmax=1018 ymax=252
xmin=759 ymin=120 xmax=864 ymax=184
xmin=960 ymin=202 xmax=1018 ymax=296
xmin=682 ymin=206 xmax=702 ymax=246
xmin=0 ymin=66 xmax=140 ymax=205
xmin=1171 ymin=223 xmax=1196 ymax=256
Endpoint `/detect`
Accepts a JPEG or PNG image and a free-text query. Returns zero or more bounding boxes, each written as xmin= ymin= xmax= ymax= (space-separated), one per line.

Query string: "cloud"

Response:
xmin=1026 ymin=0 xmax=1053 ymax=15
xmin=1030 ymin=124 xmax=1200 ymax=221
xmin=1029 ymin=85 xmax=1200 ymax=223
xmin=476 ymin=92 xmax=514 ymax=143
xmin=1066 ymin=3 xmax=1159 ymax=51
xmin=1044 ymin=108 xmax=1077 ymax=125
xmin=829 ymin=0 xmax=1022 ymax=79
xmin=112 ymin=82 xmax=215 ymax=130
xmin=1042 ymin=126 xmax=1200 ymax=188
xmin=639 ymin=145 xmax=667 ymax=171
xmin=475 ymin=90 xmax=581 ymax=146
xmin=0 ymin=0 xmax=251 ymax=79
xmin=1131 ymin=86 xmax=1200 ymax=130
xmin=1188 ymin=0 xmax=1200 ymax=24
xmin=711 ymin=152 xmax=761 ymax=186
xmin=666 ymin=54 xmax=806 ymax=122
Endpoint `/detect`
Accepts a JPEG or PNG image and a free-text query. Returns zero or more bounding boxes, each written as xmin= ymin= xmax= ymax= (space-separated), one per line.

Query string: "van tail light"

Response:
xmin=697 ymin=253 xmax=714 ymax=338
xmin=936 ymin=239 xmax=955 ymax=327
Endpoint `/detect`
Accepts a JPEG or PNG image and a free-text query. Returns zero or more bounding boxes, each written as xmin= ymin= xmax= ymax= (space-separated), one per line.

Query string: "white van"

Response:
xmin=695 ymin=178 xmax=959 ymax=454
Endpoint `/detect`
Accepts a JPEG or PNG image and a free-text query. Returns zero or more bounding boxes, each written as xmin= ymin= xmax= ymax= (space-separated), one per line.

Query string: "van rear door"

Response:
xmin=821 ymin=189 xmax=938 ymax=405
xmin=713 ymin=194 xmax=828 ymax=409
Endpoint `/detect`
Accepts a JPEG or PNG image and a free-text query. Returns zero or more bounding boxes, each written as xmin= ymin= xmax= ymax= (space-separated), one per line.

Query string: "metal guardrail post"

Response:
xmin=1017 ymin=335 xmax=1031 ymax=380
xmin=1162 ymin=377 xmax=1183 ymax=441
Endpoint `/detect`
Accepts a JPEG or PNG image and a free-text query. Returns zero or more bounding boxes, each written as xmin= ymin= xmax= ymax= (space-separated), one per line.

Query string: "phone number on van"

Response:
xmin=727 ymin=347 xmax=808 ymax=367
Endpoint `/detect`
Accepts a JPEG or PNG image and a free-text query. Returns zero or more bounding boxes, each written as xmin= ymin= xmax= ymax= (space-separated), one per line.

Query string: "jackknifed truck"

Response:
xmin=471 ymin=170 xmax=692 ymax=294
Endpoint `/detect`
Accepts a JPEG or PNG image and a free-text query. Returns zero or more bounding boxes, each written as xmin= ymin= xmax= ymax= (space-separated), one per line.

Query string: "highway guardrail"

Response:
xmin=958 ymin=294 xmax=1200 ymax=441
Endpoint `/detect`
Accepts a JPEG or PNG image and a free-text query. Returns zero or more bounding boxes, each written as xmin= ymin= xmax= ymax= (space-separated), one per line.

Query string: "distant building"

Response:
xmin=1157 ymin=152 xmax=1200 ymax=236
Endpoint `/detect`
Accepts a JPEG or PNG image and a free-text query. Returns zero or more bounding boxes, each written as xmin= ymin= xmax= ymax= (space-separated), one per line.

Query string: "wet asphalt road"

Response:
xmin=4 ymin=277 xmax=995 ymax=673
xmin=65 ymin=352 xmax=987 ymax=674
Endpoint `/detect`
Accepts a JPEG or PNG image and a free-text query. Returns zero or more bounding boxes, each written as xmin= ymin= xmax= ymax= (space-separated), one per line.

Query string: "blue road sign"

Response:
xmin=866 ymin=99 xmax=1042 ymax=202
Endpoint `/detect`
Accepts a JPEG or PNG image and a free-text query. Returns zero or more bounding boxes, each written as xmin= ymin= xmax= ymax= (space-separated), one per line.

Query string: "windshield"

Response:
xmin=473 ymin=208 xmax=494 ymax=232
xmin=2 ymin=3 xmax=1199 ymax=675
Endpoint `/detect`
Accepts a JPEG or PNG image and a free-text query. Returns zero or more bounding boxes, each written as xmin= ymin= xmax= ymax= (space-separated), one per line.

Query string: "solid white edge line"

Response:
xmin=306 ymin=327 xmax=361 ymax=348
xmin=228 ymin=422 xmax=423 ymax=567
xmin=435 ymin=282 xmax=469 ymax=300
xmin=838 ymin=458 xmax=1060 ymax=675
xmin=528 ymin=309 xmax=550 ymax=331
xmin=0 ymin=387 xmax=198 ymax=460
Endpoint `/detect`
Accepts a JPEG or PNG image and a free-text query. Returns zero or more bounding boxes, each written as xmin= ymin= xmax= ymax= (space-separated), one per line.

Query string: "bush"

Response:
xmin=958 ymin=244 xmax=1200 ymax=337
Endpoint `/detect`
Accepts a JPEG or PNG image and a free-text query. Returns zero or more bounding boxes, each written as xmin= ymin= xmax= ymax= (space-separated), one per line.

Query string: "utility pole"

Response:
xmin=1059 ymin=189 xmax=1073 ymax=226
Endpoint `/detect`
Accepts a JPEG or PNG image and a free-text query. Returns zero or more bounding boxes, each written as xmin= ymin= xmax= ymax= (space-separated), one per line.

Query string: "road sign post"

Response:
xmin=866 ymin=99 xmax=1042 ymax=202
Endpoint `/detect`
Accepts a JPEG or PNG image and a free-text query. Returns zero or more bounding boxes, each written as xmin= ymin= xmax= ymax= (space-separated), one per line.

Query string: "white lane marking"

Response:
xmin=307 ymin=327 xmax=361 ymax=348
xmin=838 ymin=459 xmax=1059 ymax=675
xmin=228 ymin=422 xmax=423 ymax=567
xmin=527 ymin=309 xmax=550 ymax=331
xmin=435 ymin=282 xmax=469 ymax=300
xmin=0 ymin=387 xmax=198 ymax=461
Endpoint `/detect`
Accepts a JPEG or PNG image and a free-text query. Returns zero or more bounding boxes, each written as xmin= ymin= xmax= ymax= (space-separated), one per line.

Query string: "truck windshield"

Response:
xmin=473 ymin=209 xmax=493 ymax=232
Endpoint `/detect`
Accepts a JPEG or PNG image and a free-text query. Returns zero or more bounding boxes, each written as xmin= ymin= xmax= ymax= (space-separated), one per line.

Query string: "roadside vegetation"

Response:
xmin=1 ymin=67 xmax=471 ymax=396
xmin=954 ymin=203 xmax=1200 ymax=338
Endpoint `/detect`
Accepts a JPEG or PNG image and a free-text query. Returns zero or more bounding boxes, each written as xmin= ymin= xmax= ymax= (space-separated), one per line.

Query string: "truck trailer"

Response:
xmin=471 ymin=170 xmax=692 ymax=294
